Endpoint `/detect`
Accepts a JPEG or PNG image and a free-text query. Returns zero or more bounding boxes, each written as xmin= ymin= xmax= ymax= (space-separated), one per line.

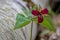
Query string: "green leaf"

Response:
xmin=22 ymin=8 xmax=32 ymax=17
xmin=40 ymin=16 xmax=55 ymax=32
xmin=14 ymin=14 xmax=31 ymax=29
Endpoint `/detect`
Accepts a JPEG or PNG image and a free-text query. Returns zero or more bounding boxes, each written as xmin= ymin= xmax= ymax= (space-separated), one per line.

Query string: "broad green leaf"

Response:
xmin=14 ymin=14 xmax=31 ymax=29
xmin=40 ymin=16 xmax=55 ymax=32
xmin=22 ymin=8 xmax=32 ymax=17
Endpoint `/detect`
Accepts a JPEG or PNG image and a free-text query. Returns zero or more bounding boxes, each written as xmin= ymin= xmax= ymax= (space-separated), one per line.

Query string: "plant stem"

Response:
xmin=30 ymin=20 xmax=33 ymax=40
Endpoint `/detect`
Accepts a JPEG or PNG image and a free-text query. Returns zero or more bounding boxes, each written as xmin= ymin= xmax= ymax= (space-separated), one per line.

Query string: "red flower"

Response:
xmin=32 ymin=10 xmax=38 ymax=16
xmin=41 ymin=8 xmax=48 ymax=14
xmin=32 ymin=8 xmax=48 ymax=24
